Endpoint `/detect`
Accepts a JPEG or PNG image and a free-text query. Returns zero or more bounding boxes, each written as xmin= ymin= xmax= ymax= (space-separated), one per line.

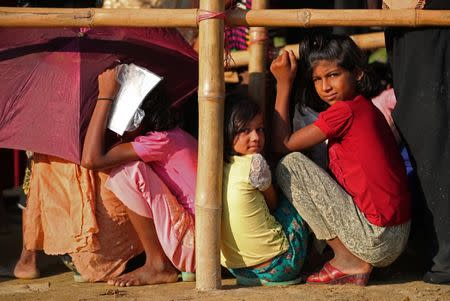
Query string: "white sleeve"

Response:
xmin=249 ymin=153 xmax=272 ymax=191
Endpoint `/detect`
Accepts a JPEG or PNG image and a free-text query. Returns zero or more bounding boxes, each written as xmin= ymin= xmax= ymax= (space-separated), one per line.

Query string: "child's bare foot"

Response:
xmin=13 ymin=260 xmax=40 ymax=279
xmin=107 ymin=263 xmax=179 ymax=287
xmin=0 ymin=246 xmax=39 ymax=279
xmin=11 ymin=249 xmax=40 ymax=279
xmin=0 ymin=260 xmax=39 ymax=279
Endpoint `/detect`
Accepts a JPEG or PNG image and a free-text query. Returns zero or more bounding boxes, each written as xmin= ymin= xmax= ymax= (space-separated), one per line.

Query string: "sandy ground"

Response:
xmin=1 ymin=207 xmax=449 ymax=301
xmin=1 ymin=267 xmax=449 ymax=301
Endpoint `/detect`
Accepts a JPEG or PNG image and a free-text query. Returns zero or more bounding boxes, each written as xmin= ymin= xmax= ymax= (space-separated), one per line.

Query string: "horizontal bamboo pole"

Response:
xmin=1 ymin=7 xmax=450 ymax=28
xmin=227 ymin=9 xmax=450 ymax=27
xmin=0 ymin=7 xmax=197 ymax=27
xmin=228 ymin=32 xmax=385 ymax=68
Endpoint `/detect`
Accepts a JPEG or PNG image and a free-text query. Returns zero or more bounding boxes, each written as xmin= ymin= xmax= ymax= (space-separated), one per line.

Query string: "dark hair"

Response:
xmin=369 ymin=61 xmax=393 ymax=94
xmin=139 ymin=83 xmax=178 ymax=133
xmin=224 ymin=94 xmax=262 ymax=162
xmin=297 ymin=34 xmax=379 ymax=110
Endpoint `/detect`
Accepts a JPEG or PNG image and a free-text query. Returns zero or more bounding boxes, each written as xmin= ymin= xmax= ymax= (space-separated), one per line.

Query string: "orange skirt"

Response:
xmin=24 ymin=154 xmax=143 ymax=282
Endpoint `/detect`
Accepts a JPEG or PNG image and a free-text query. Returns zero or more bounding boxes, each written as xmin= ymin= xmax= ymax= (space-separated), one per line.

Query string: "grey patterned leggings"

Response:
xmin=276 ymin=152 xmax=410 ymax=267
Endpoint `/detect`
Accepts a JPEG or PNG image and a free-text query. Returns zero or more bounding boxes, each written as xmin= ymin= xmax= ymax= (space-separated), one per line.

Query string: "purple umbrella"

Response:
xmin=0 ymin=27 xmax=198 ymax=163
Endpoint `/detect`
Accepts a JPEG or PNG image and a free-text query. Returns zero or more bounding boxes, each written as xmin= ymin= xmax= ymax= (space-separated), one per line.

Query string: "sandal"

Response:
xmin=60 ymin=254 xmax=87 ymax=283
xmin=306 ymin=262 xmax=370 ymax=286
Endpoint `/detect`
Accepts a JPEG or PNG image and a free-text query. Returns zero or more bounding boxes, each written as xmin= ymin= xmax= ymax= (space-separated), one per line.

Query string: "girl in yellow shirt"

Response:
xmin=221 ymin=96 xmax=309 ymax=286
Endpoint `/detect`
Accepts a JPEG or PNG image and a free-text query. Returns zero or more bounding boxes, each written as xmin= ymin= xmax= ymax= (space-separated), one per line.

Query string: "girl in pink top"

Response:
xmin=82 ymin=68 xmax=197 ymax=287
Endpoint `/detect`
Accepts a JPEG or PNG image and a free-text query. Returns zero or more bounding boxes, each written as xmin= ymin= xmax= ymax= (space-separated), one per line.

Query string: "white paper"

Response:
xmin=107 ymin=64 xmax=162 ymax=135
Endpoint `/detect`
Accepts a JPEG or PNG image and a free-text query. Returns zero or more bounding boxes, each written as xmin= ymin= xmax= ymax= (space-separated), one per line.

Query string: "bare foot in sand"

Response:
xmin=13 ymin=248 xmax=40 ymax=279
xmin=107 ymin=263 xmax=179 ymax=287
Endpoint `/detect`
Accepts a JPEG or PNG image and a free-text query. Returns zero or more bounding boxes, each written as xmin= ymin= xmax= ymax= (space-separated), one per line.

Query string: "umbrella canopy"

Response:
xmin=0 ymin=27 xmax=198 ymax=163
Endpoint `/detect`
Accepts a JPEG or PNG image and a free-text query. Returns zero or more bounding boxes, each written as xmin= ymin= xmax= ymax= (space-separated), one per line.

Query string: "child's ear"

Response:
xmin=355 ymin=69 xmax=364 ymax=82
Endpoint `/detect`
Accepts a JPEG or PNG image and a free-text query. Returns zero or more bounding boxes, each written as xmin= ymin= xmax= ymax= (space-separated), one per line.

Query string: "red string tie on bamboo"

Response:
xmin=196 ymin=9 xmax=235 ymax=69
xmin=196 ymin=9 xmax=226 ymax=24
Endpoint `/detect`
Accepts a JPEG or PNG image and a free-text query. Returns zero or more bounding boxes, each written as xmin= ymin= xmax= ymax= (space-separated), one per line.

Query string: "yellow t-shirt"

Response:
xmin=221 ymin=154 xmax=288 ymax=269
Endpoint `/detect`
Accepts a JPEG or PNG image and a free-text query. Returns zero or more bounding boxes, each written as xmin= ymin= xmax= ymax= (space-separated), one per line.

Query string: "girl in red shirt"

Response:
xmin=271 ymin=34 xmax=410 ymax=286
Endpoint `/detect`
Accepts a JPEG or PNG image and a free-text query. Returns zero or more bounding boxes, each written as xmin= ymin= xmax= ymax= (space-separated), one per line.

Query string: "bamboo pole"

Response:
xmin=226 ymin=9 xmax=450 ymax=27
xmin=1 ymin=7 xmax=450 ymax=28
xmin=248 ymin=0 xmax=268 ymax=113
xmin=350 ymin=31 xmax=385 ymax=50
xmin=195 ymin=0 xmax=224 ymax=291
xmin=228 ymin=32 xmax=386 ymax=68
xmin=0 ymin=7 xmax=197 ymax=27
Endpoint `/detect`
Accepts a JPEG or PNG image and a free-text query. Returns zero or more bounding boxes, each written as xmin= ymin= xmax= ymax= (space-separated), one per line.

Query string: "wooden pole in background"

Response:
xmin=248 ymin=0 xmax=268 ymax=113
xmin=195 ymin=0 xmax=224 ymax=291
xmin=350 ymin=31 xmax=385 ymax=50
xmin=229 ymin=32 xmax=386 ymax=68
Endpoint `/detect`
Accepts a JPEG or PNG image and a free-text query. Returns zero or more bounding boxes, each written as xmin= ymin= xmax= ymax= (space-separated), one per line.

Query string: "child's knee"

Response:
xmin=109 ymin=161 xmax=148 ymax=178
xmin=276 ymin=152 xmax=308 ymax=182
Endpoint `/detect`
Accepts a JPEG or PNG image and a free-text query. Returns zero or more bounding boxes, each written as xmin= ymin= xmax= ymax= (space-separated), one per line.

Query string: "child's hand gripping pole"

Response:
xmin=270 ymin=50 xmax=298 ymax=87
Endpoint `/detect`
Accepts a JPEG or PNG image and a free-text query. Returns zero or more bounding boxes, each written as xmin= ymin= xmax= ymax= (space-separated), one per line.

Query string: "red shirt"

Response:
xmin=314 ymin=95 xmax=410 ymax=226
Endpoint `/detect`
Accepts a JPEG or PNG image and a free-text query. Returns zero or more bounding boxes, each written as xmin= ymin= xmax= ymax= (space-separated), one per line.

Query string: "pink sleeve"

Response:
xmin=385 ymin=89 xmax=397 ymax=112
xmin=314 ymin=102 xmax=353 ymax=138
xmin=372 ymin=89 xmax=396 ymax=127
xmin=131 ymin=132 xmax=170 ymax=162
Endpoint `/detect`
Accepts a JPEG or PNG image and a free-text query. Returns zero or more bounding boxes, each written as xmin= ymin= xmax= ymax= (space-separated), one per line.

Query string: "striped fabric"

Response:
xmin=226 ymin=0 xmax=252 ymax=51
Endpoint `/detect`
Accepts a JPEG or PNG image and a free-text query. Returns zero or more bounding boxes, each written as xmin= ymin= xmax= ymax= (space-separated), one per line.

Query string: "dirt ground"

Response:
xmin=1 ymin=202 xmax=449 ymax=301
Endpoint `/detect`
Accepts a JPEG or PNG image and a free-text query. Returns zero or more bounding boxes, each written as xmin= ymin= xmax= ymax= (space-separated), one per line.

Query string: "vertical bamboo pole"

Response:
xmin=248 ymin=0 xmax=268 ymax=112
xmin=196 ymin=0 xmax=225 ymax=291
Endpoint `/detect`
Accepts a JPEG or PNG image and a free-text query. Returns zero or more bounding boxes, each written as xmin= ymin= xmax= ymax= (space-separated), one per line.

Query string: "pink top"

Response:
xmin=132 ymin=127 xmax=198 ymax=215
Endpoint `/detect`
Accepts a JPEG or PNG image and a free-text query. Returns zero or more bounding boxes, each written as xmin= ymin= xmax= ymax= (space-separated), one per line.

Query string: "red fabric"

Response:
xmin=0 ymin=28 xmax=198 ymax=163
xmin=314 ymin=95 xmax=411 ymax=226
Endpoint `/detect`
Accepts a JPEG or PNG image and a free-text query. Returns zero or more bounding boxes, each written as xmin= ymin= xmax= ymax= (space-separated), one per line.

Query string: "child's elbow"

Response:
xmin=80 ymin=156 xmax=98 ymax=170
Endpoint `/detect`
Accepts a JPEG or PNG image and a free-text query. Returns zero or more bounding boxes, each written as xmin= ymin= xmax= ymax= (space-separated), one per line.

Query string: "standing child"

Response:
xmin=82 ymin=67 xmax=197 ymax=287
xmin=221 ymin=97 xmax=308 ymax=286
xmin=271 ymin=34 xmax=411 ymax=286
